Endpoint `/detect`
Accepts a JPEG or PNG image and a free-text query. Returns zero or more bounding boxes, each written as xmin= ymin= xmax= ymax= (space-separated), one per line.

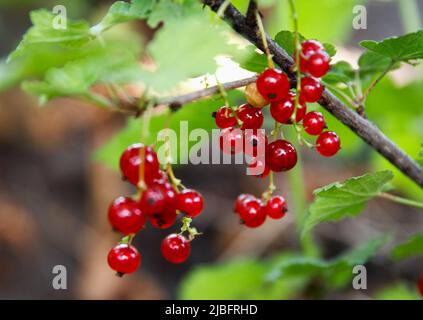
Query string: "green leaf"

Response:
xmin=95 ymin=90 xmax=244 ymax=170
xmin=267 ymin=235 xmax=391 ymax=288
xmin=93 ymin=0 xmax=157 ymax=33
xmin=358 ymin=51 xmax=397 ymax=77
xmin=21 ymin=47 xmax=142 ymax=104
xmin=323 ymin=61 xmax=355 ymax=84
xmin=360 ymin=30 xmax=423 ymax=63
xmin=302 ymin=171 xmax=394 ymax=235
xmin=8 ymin=10 xmax=91 ymax=62
xmin=274 ymin=31 xmax=336 ymax=58
xmin=178 ymin=255 xmax=309 ymax=300
xmin=147 ymin=0 xmax=201 ymax=28
xmin=238 ymin=47 xmax=267 ymax=73
xmin=140 ymin=15 xmax=244 ymax=92
xmin=391 ymin=233 xmax=423 ymax=261
xmin=274 ymin=31 xmax=306 ymax=56
xmin=375 ymin=283 xmax=421 ymax=300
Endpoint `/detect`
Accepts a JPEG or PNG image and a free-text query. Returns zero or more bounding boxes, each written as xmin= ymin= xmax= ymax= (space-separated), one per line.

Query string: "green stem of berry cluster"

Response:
xmin=216 ymin=76 xmax=242 ymax=126
xmin=255 ymin=10 xmax=274 ymax=69
xmin=378 ymin=192 xmax=423 ymax=210
xmin=179 ymin=216 xmax=202 ymax=241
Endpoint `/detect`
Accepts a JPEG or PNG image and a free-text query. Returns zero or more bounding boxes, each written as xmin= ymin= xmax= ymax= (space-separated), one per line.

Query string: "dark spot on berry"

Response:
xmin=268 ymin=93 xmax=277 ymax=99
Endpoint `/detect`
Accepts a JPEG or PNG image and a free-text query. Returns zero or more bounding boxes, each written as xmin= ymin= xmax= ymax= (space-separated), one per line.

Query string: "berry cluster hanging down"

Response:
xmin=214 ymin=39 xmax=341 ymax=228
xmin=107 ymin=144 xmax=204 ymax=275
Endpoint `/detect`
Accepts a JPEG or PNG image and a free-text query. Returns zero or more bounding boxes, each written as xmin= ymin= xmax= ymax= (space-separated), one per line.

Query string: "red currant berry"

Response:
xmin=139 ymin=183 xmax=176 ymax=215
xmin=256 ymin=68 xmax=290 ymax=102
xmin=234 ymin=194 xmax=255 ymax=213
xmin=108 ymin=197 xmax=146 ymax=235
xmin=303 ymin=111 xmax=326 ymax=136
xmin=236 ymin=197 xmax=266 ymax=228
xmin=161 ymin=234 xmax=191 ymax=264
xmin=120 ymin=144 xmax=160 ymax=186
xmin=236 ymin=104 xmax=264 ymax=129
xmin=307 ymin=52 xmax=330 ymax=78
xmin=215 ymin=106 xmax=237 ymax=129
xmin=107 ymin=244 xmax=141 ymax=274
xmin=176 ymin=189 xmax=204 ymax=217
xmin=418 ymin=276 xmax=423 ymax=297
xmin=300 ymin=77 xmax=324 ymax=103
xmin=266 ymin=196 xmax=287 ymax=219
xmin=301 ymin=40 xmax=324 ymax=57
xmin=270 ymin=98 xmax=294 ymax=124
xmin=219 ymin=127 xmax=244 ymax=155
xmin=243 ymin=129 xmax=267 ymax=157
xmin=316 ymin=131 xmax=341 ymax=157
xmin=270 ymin=93 xmax=307 ymax=124
xmin=248 ymin=159 xmax=270 ymax=178
xmin=265 ymin=140 xmax=298 ymax=172
xmin=149 ymin=209 xmax=177 ymax=229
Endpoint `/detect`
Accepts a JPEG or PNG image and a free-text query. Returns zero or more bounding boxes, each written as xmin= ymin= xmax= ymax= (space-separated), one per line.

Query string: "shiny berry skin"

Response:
xmin=120 ymin=144 xmax=160 ymax=186
xmin=300 ymin=77 xmax=324 ymax=103
xmin=234 ymin=194 xmax=255 ymax=213
xmin=139 ymin=183 xmax=176 ymax=215
xmin=236 ymin=197 xmax=266 ymax=228
xmin=256 ymin=68 xmax=290 ymax=103
xmin=265 ymin=140 xmax=298 ymax=172
xmin=266 ymin=196 xmax=287 ymax=219
xmin=161 ymin=234 xmax=191 ymax=264
xmin=301 ymin=40 xmax=324 ymax=57
xmin=219 ymin=127 xmax=244 ymax=155
xmin=176 ymin=189 xmax=204 ymax=217
xmin=307 ymin=52 xmax=330 ymax=78
xmin=270 ymin=93 xmax=307 ymax=124
xmin=245 ymin=83 xmax=269 ymax=108
xmin=107 ymin=244 xmax=141 ymax=274
xmin=418 ymin=276 xmax=423 ymax=297
xmin=108 ymin=197 xmax=146 ymax=235
xmin=316 ymin=131 xmax=341 ymax=157
xmin=149 ymin=209 xmax=177 ymax=229
xmin=303 ymin=111 xmax=326 ymax=136
xmin=243 ymin=129 xmax=268 ymax=157
xmin=215 ymin=106 xmax=237 ymax=129
xmin=236 ymin=104 xmax=264 ymax=129
xmin=248 ymin=159 xmax=270 ymax=178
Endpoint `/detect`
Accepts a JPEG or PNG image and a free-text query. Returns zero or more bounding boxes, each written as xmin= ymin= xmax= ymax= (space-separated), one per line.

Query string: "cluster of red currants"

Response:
xmin=234 ymin=194 xmax=287 ymax=228
xmin=107 ymin=144 xmax=204 ymax=275
xmin=214 ymin=39 xmax=341 ymax=228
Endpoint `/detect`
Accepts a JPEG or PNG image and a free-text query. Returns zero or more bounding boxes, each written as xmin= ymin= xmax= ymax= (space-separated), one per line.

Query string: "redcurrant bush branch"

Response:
xmin=201 ymin=0 xmax=423 ymax=189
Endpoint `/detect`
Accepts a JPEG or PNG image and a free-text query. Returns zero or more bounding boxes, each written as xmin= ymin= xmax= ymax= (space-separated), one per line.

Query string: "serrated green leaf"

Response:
xmin=95 ymin=90 xmax=244 ymax=170
xmin=8 ymin=10 xmax=91 ymax=62
xmin=140 ymin=15 xmax=244 ymax=92
xmin=93 ymin=0 xmax=157 ymax=33
xmin=302 ymin=171 xmax=394 ymax=235
xmin=391 ymin=233 xmax=423 ymax=261
xmin=267 ymin=235 xmax=391 ymax=288
xmin=360 ymin=30 xmax=423 ymax=63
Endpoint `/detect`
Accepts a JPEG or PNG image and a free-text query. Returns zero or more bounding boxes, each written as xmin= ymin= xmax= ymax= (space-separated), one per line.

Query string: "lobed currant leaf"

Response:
xmin=302 ymin=170 xmax=394 ymax=236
